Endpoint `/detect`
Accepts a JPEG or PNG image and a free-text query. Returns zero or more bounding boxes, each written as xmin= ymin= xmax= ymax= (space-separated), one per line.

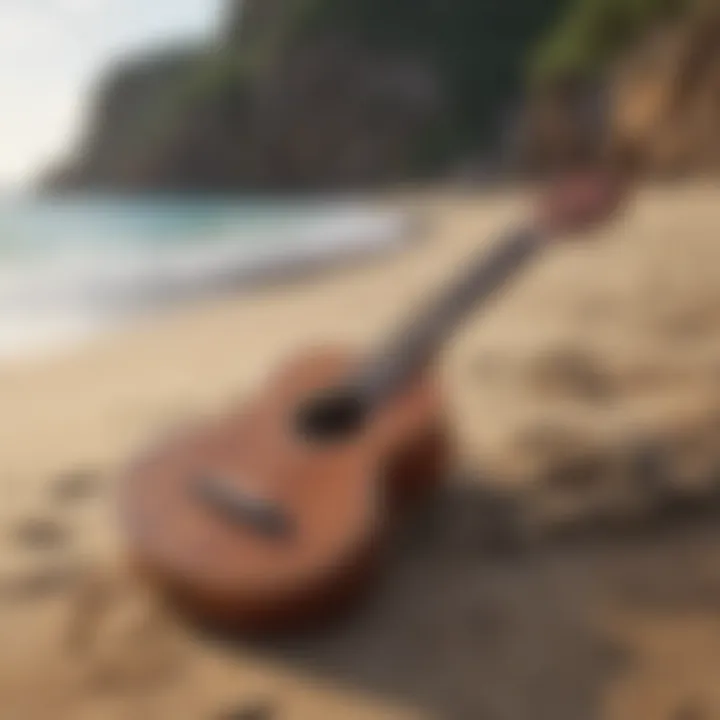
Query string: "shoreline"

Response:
xmin=0 ymin=199 xmax=422 ymax=365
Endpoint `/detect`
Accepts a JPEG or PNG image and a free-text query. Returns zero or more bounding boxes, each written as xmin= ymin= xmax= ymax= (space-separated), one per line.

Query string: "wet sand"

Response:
xmin=3 ymin=184 xmax=720 ymax=718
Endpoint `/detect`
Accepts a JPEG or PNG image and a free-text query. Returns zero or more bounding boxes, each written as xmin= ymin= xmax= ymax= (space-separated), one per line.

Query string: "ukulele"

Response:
xmin=119 ymin=169 xmax=628 ymax=635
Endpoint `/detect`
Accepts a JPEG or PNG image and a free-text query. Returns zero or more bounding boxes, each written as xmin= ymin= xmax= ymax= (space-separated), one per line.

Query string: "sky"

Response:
xmin=0 ymin=0 xmax=224 ymax=188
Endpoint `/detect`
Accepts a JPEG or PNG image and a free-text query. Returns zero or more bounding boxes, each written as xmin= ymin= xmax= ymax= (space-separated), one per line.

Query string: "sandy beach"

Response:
xmin=4 ymin=185 xmax=720 ymax=719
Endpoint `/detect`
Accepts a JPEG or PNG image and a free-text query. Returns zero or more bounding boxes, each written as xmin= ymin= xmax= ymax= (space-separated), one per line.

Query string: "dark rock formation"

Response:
xmin=44 ymin=0 xmax=569 ymax=193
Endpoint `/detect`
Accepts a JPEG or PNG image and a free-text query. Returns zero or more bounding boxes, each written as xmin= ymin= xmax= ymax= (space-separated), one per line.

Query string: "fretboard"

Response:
xmin=354 ymin=226 xmax=546 ymax=410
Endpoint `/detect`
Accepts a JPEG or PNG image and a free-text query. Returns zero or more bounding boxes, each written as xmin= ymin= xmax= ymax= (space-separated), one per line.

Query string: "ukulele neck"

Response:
xmin=354 ymin=225 xmax=547 ymax=410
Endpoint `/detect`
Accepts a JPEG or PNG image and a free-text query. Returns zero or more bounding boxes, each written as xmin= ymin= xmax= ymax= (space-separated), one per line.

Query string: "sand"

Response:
xmin=4 ymin=185 xmax=720 ymax=719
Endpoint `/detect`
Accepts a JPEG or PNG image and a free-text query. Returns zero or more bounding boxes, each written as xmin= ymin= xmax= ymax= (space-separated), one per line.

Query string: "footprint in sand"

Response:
xmin=2 ymin=502 xmax=83 ymax=605
xmin=215 ymin=702 xmax=277 ymax=720
xmin=51 ymin=468 xmax=101 ymax=505
xmin=0 ymin=561 xmax=84 ymax=602
xmin=12 ymin=516 xmax=71 ymax=550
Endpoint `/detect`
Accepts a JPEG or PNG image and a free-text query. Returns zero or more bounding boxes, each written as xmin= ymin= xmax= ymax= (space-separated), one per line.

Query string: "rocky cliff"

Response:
xmin=45 ymin=0 xmax=569 ymax=193
xmin=611 ymin=3 xmax=720 ymax=175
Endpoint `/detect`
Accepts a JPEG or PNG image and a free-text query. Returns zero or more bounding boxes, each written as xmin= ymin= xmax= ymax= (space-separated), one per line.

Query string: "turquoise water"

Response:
xmin=0 ymin=196 xmax=410 ymax=359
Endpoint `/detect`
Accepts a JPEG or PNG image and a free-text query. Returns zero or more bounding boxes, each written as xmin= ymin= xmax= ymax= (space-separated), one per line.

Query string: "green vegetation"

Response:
xmin=533 ymin=0 xmax=693 ymax=83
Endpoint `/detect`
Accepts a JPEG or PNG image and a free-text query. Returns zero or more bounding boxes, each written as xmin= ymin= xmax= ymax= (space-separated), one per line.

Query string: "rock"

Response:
xmin=42 ymin=0 xmax=570 ymax=193
xmin=612 ymin=4 xmax=720 ymax=176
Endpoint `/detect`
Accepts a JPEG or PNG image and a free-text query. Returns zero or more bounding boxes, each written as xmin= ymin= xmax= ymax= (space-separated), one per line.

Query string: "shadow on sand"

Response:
xmin=195 ymin=473 xmax=720 ymax=720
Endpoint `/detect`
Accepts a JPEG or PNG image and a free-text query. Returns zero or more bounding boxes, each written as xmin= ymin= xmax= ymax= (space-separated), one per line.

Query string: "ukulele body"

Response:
xmin=120 ymin=347 xmax=449 ymax=635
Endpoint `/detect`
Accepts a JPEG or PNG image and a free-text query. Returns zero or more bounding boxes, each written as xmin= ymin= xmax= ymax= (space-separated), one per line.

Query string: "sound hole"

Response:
xmin=295 ymin=388 xmax=367 ymax=444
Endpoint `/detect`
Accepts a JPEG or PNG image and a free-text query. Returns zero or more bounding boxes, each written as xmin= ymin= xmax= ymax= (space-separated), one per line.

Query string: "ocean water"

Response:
xmin=0 ymin=196 xmax=412 ymax=360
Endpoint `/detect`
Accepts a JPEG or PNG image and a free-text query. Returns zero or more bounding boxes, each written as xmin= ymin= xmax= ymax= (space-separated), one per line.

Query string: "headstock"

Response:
xmin=535 ymin=166 xmax=632 ymax=238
